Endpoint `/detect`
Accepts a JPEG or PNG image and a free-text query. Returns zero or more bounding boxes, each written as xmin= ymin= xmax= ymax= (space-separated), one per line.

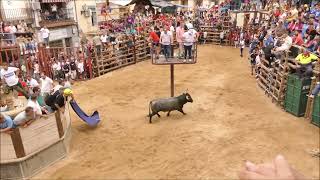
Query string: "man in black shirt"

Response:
xmin=70 ymin=58 xmax=77 ymax=80
xmin=45 ymin=88 xmax=74 ymax=112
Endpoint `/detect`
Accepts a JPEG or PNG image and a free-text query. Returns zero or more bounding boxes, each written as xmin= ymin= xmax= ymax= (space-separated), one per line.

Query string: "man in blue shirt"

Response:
xmin=0 ymin=113 xmax=14 ymax=133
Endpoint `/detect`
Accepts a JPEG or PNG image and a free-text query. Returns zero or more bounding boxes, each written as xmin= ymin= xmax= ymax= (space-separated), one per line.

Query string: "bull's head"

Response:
xmin=184 ymin=92 xmax=193 ymax=103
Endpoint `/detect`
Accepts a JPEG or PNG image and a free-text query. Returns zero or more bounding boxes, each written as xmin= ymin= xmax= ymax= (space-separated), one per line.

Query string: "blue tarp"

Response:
xmin=69 ymin=100 xmax=100 ymax=127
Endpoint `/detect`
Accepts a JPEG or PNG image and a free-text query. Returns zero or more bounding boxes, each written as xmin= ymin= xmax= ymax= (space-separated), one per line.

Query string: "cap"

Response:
xmin=63 ymin=88 xmax=73 ymax=96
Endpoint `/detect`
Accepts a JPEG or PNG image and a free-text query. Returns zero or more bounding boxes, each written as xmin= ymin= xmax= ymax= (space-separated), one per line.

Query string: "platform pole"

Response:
xmin=170 ymin=64 xmax=174 ymax=97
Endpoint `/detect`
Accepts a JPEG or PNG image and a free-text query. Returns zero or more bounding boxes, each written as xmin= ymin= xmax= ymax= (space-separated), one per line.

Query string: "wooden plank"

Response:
xmin=20 ymin=116 xmax=59 ymax=155
xmin=55 ymin=110 xmax=64 ymax=138
xmin=10 ymin=128 xmax=26 ymax=158
xmin=0 ymin=133 xmax=17 ymax=160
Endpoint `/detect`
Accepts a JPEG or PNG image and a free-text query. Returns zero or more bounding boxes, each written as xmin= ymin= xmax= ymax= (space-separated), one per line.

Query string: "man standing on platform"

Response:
xmin=160 ymin=27 xmax=173 ymax=61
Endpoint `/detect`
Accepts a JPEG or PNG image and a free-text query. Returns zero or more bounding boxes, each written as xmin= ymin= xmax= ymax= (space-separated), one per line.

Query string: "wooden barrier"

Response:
xmin=256 ymin=52 xmax=290 ymax=106
xmin=91 ymin=35 xmax=150 ymax=77
xmin=0 ymin=106 xmax=70 ymax=162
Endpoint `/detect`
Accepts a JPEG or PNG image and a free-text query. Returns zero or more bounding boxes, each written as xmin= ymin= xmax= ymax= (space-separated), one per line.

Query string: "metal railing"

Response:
xmin=151 ymin=42 xmax=198 ymax=65
xmin=40 ymin=8 xmax=74 ymax=22
xmin=0 ymin=8 xmax=33 ymax=21
xmin=0 ymin=33 xmax=16 ymax=46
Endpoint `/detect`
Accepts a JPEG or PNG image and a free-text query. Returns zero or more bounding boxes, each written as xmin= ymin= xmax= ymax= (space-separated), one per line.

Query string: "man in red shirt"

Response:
xmin=292 ymin=30 xmax=304 ymax=46
xmin=149 ymin=27 xmax=160 ymax=59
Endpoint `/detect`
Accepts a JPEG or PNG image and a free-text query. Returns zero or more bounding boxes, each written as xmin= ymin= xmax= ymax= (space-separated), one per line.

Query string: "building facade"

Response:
xmin=1 ymin=0 xmax=79 ymax=48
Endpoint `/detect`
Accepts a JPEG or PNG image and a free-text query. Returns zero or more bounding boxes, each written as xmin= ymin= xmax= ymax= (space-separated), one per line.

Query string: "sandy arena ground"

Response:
xmin=34 ymin=45 xmax=319 ymax=179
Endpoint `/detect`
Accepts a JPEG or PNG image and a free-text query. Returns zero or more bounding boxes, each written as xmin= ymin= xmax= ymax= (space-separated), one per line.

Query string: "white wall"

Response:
xmin=1 ymin=0 xmax=29 ymax=20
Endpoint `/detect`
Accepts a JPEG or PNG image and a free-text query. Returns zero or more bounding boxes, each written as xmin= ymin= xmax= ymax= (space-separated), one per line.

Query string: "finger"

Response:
xmin=245 ymin=161 xmax=258 ymax=172
xmin=238 ymin=169 xmax=270 ymax=180
xmin=290 ymin=167 xmax=307 ymax=180
xmin=255 ymin=163 xmax=276 ymax=176
xmin=274 ymin=154 xmax=295 ymax=179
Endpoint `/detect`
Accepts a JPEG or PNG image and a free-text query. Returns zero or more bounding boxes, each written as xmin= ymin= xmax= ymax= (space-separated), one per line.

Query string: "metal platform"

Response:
xmin=152 ymin=56 xmax=196 ymax=65
xmin=151 ymin=43 xmax=198 ymax=65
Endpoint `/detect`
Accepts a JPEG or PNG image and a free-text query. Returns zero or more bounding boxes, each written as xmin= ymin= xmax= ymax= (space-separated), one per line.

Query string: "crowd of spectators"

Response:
xmin=0 ymin=20 xmax=34 ymax=47
xmin=0 ymin=61 xmax=74 ymax=133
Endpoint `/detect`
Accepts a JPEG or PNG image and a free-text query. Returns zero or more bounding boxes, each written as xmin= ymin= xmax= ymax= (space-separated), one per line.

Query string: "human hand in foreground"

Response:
xmin=239 ymin=155 xmax=306 ymax=180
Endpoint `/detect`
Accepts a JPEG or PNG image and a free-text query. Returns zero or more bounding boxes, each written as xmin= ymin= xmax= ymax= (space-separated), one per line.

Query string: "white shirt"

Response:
xmin=220 ymin=31 xmax=224 ymax=39
xmin=275 ymin=36 xmax=292 ymax=52
xmin=160 ymin=31 xmax=172 ymax=45
xmin=51 ymin=4 xmax=57 ymax=12
xmin=77 ymin=62 xmax=84 ymax=73
xmin=34 ymin=64 xmax=39 ymax=74
xmin=27 ymin=100 xmax=42 ymax=115
xmin=170 ymin=26 xmax=175 ymax=32
xmin=27 ymin=78 xmax=39 ymax=88
xmin=0 ymin=67 xmax=19 ymax=86
xmin=40 ymin=28 xmax=50 ymax=39
xmin=239 ymin=40 xmax=245 ymax=48
xmin=53 ymin=84 xmax=63 ymax=93
xmin=40 ymin=77 xmax=53 ymax=94
xmin=9 ymin=25 xmax=17 ymax=33
xmin=100 ymin=35 xmax=108 ymax=43
xmin=183 ymin=30 xmax=196 ymax=46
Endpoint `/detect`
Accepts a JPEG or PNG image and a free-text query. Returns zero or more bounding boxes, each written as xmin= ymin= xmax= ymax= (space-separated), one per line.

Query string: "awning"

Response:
xmin=41 ymin=0 xmax=73 ymax=3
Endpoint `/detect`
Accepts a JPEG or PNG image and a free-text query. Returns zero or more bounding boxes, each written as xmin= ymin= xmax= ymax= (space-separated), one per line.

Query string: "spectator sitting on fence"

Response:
xmin=45 ymin=88 xmax=74 ymax=113
xmin=0 ymin=113 xmax=15 ymax=133
xmin=271 ymin=31 xmax=293 ymax=64
xmin=294 ymin=49 xmax=319 ymax=79
xmin=13 ymin=107 xmax=36 ymax=128
xmin=0 ymin=62 xmax=29 ymax=99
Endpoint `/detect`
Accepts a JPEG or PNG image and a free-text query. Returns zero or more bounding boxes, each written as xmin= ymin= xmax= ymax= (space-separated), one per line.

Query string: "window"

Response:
xmin=89 ymin=7 xmax=97 ymax=26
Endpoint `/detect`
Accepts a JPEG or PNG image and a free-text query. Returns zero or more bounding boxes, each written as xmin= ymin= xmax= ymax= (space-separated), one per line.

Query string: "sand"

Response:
xmin=33 ymin=45 xmax=320 ymax=179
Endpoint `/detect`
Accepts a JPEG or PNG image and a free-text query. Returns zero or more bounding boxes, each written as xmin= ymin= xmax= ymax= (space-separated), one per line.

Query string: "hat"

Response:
xmin=63 ymin=88 xmax=73 ymax=96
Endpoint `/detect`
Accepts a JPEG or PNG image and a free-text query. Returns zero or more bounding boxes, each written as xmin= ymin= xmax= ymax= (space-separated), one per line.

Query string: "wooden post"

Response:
xmin=10 ymin=128 xmax=26 ymax=158
xmin=133 ymin=35 xmax=137 ymax=64
xmin=170 ymin=64 xmax=174 ymax=97
xmin=55 ymin=110 xmax=64 ymax=138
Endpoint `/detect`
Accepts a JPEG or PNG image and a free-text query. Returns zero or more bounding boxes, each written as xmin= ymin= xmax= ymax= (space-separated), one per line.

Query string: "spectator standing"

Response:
xmin=176 ymin=22 xmax=185 ymax=58
xmin=40 ymin=73 xmax=53 ymax=100
xmin=26 ymin=75 xmax=39 ymax=90
xmin=40 ymin=26 xmax=50 ymax=48
xmin=93 ymin=34 xmax=102 ymax=55
xmin=183 ymin=26 xmax=197 ymax=62
xmin=220 ymin=31 xmax=225 ymax=46
xmin=160 ymin=27 xmax=173 ymax=61
xmin=0 ymin=62 xmax=29 ymax=99
xmin=149 ymin=26 xmax=160 ymax=60
xmin=51 ymin=3 xmax=58 ymax=19
xmin=77 ymin=59 xmax=85 ymax=79
xmin=240 ymin=39 xmax=245 ymax=57
xmin=33 ymin=61 xmax=40 ymax=80
xmin=70 ymin=58 xmax=78 ymax=80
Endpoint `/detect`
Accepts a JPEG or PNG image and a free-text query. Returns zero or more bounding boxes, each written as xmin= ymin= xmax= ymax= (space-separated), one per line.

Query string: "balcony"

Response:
xmin=0 ymin=8 xmax=33 ymax=22
xmin=39 ymin=8 xmax=76 ymax=28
